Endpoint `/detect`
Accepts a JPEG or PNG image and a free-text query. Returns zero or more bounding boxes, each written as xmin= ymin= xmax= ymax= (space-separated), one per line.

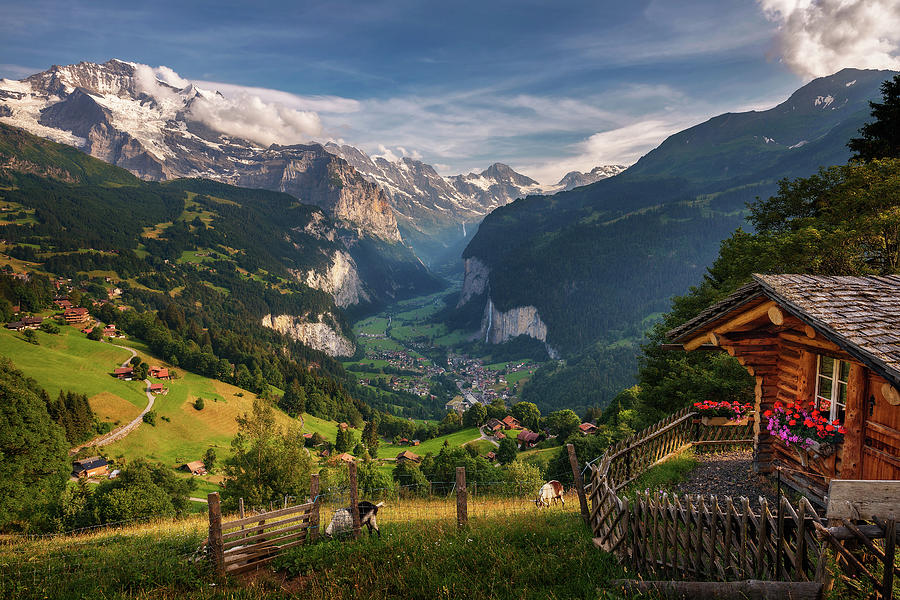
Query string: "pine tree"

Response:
xmin=362 ymin=417 xmax=379 ymax=454
xmin=849 ymin=74 xmax=900 ymax=162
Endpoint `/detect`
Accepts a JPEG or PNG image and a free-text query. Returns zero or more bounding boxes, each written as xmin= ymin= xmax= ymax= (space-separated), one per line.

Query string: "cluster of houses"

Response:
xmin=113 ymin=364 xmax=173 ymax=394
xmin=481 ymin=414 xmax=599 ymax=450
xmin=5 ymin=315 xmax=43 ymax=331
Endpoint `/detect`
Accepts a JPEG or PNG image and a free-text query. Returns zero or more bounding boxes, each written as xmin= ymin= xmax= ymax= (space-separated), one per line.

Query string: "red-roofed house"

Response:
xmin=149 ymin=383 xmax=166 ymax=394
xmin=150 ymin=367 xmax=171 ymax=379
xmin=579 ymin=422 xmax=598 ymax=435
xmin=502 ymin=415 xmax=522 ymax=430
xmin=114 ymin=366 xmax=133 ymax=380
xmin=485 ymin=418 xmax=504 ymax=433
xmin=517 ymin=430 xmax=540 ymax=448
xmin=54 ymin=299 xmax=73 ymax=310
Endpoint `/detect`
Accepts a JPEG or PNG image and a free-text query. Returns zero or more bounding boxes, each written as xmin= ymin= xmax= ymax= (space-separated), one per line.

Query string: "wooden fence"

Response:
xmin=207 ymin=473 xmax=321 ymax=576
xmin=586 ymin=408 xmax=899 ymax=599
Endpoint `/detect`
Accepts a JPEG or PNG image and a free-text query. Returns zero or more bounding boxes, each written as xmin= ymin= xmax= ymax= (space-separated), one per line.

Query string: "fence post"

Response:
xmin=309 ymin=473 xmax=320 ymax=542
xmin=207 ymin=492 xmax=225 ymax=577
xmin=567 ymin=443 xmax=590 ymax=528
xmin=349 ymin=460 xmax=361 ymax=539
xmin=239 ymin=497 xmax=246 ymax=539
xmin=456 ymin=466 xmax=467 ymax=528
xmin=884 ymin=518 xmax=895 ymax=599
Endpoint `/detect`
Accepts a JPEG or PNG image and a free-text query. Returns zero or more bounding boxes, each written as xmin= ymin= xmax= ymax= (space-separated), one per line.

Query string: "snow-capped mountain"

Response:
xmin=552 ymin=165 xmax=627 ymax=192
xmin=323 ymin=142 xmax=624 ymax=269
xmin=0 ymin=59 xmax=399 ymax=242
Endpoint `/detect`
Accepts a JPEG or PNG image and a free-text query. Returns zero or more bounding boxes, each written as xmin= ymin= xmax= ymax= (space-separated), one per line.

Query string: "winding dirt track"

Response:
xmin=70 ymin=341 xmax=155 ymax=453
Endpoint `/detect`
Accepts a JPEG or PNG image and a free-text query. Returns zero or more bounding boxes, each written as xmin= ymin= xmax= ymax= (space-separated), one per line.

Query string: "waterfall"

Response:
xmin=462 ymin=221 xmax=467 ymax=237
xmin=484 ymin=298 xmax=493 ymax=344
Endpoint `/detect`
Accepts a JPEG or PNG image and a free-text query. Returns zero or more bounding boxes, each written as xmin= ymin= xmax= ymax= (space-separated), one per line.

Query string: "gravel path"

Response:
xmin=676 ymin=449 xmax=779 ymax=508
xmin=70 ymin=341 xmax=155 ymax=453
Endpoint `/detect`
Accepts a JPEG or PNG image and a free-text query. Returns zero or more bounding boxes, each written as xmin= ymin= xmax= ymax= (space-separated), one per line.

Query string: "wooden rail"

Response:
xmin=585 ymin=409 xmax=899 ymax=598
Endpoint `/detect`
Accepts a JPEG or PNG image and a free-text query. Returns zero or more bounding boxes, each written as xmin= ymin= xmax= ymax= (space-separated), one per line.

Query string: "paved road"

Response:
xmin=477 ymin=429 xmax=500 ymax=448
xmin=70 ymin=341 xmax=155 ymax=453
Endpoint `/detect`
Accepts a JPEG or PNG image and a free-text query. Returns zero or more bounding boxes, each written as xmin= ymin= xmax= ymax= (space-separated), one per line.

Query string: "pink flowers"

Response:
xmin=765 ymin=400 xmax=844 ymax=448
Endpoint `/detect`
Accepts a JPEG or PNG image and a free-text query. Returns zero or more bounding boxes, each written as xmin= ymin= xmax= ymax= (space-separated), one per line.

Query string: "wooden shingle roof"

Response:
xmin=668 ymin=274 xmax=900 ymax=387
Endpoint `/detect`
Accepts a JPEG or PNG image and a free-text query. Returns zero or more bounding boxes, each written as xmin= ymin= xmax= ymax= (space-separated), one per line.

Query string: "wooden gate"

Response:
xmin=207 ymin=474 xmax=321 ymax=576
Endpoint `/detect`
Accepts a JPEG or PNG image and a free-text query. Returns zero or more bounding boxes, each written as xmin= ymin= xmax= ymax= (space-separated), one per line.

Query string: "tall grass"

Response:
xmin=0 ymin=494 xmax=622 ymax=599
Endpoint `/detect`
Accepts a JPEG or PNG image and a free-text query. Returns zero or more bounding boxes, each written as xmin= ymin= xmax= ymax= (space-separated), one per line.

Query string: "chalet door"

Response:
xmin=861 ymin=376 xmax=900 ymax=480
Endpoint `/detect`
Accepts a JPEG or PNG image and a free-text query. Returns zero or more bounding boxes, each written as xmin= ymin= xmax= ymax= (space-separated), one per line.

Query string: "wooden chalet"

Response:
xmin=182 ymin=460 xmax=207 ymax=476
xmin=64 ymin=307 xmax=89 ymax=325
xmin=5 ymin=316 xmax=42 ymax=331
xmin=517 ymin=430 xmax=540 ymax=448
xmin=114 ymin=366 xmax=133 ymax=379
xmin=395 ymin=450 xmax=422 ymax=464
xmin=579 ymin=422 xmax=598 ymax=435
xmin=149 ymin=366 xmax=170 ymax=379
xmin=669 ymin=274 xmax=900 ymax=502
xmin=149 ymin=383 xmax=166 ymax=394
xmin=485 ymin=418 xmax=504 ymax=433
xmin=72 ymin=456 xmax=109 ymax=478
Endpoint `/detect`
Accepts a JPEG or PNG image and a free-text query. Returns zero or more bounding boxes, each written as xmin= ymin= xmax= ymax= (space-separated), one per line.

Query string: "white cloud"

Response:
xmin=130 ymin=63 xmax=325 ymax=147
xmin=759 ymin=0 xmax=900 ymax=78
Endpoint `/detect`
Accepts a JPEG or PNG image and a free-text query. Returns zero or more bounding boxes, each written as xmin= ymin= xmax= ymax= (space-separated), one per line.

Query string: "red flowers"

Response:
xmin=693 ymin=400 xmax=754 ymax=420
xmin=764 ymin=399 xmax=845 ymax=448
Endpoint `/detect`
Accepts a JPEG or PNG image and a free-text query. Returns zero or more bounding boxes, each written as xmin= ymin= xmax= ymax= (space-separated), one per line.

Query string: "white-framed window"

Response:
xmin=814 ymin=355 xmax=849 ymax=422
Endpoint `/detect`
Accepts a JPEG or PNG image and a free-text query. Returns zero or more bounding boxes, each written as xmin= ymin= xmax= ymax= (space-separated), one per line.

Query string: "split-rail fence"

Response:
xmin=586 ymin=407 xmax=899 ymax=599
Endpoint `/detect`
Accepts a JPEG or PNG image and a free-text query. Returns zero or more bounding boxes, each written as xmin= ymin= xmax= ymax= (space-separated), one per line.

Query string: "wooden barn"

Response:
xmin=668 ymin=274 xmax=900 ymax=504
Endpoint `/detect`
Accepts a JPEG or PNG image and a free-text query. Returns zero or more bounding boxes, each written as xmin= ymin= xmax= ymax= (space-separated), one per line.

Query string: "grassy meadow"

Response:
xmin=0 ymin=492 xmax=621 ymax=600
xmin=375 ymin=427 xmax=482 ymax=459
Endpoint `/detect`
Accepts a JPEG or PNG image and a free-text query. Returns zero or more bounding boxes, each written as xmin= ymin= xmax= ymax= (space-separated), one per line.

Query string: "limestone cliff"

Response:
xmin=294 ymin=249 xmax=369 ymax=308
xmin=457 ymin=257 xmax=490 ymax=307
xmin=262 ymin=313 xmax=355 ymax=357
xmin=480 ymin=299 xmax=559 ymax=359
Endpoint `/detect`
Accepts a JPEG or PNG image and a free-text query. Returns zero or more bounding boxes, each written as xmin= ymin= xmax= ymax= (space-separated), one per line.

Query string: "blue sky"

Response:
xmin=2 ymin=0 xmax=899 ymax=182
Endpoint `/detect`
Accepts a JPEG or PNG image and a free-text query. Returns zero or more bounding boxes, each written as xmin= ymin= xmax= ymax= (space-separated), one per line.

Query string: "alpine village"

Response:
xmin=0 ymin=5 xmax=899 ymax=600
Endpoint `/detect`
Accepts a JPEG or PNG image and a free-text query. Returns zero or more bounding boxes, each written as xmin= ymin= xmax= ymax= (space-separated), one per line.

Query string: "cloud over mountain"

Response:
xmin=760 ymin=0 xmax=900 ymax=79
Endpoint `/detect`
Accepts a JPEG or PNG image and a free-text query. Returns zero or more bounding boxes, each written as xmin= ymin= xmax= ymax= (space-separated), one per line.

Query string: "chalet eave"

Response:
xmin=666 ymin=276 xmax=900 ymax=390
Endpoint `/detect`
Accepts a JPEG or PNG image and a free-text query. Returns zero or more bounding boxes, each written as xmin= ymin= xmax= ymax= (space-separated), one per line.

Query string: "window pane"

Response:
xmin=838 ymin=382 xmax=847 ymax=404
xmin=839 ymin=361 xmax=851 ymax=383
xmin=819 ymin=356 xmax=834 ymax=377
xmin=818 ymin=376 xmax=832 ymax=399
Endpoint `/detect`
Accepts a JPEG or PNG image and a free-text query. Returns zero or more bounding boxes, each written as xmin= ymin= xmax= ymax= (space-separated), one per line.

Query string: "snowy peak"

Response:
xmin=553 ymin=165 xmax=627 ymax=192
xmin=0 ymin=60 xmax=401 ymax=241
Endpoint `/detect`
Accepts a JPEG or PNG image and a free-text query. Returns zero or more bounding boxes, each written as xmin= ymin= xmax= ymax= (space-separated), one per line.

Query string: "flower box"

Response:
xmin=701 ymin=416 xmax=753 ymax=426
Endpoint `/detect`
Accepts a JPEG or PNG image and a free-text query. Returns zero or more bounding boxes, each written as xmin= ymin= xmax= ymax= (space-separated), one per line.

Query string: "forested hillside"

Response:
xmin=459 ymin=68 xmax=896 ymax=414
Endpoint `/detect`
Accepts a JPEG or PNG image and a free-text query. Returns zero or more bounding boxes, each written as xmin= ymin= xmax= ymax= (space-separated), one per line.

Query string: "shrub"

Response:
xmin=193 ymin=397 xmax=205 ymax=411
xmin=142 ymin=411 xmax=157 ymax=426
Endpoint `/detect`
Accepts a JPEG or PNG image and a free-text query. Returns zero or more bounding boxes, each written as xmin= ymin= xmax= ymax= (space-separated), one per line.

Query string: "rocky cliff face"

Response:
xmin=294 ymin=249 xmax=369 ymax=308
xmin=457 ymin=257 xmax=490 ymax=307
xmin=261 ymin=313 xmax=355 ymax=357
xmin=480 ymin=299 xmax=559 ymax=358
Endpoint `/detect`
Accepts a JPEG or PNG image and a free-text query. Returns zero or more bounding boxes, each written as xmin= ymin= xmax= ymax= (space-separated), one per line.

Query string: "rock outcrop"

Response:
xmin=295 ymin=249 xmax=369 ymax=308
xmin=261 ymin=313 xmax=355 ymax=357
xmin=457 ymin=257 xmax=490 ymax=307
xmin=480 ymin=299 xmax=559 ymax=359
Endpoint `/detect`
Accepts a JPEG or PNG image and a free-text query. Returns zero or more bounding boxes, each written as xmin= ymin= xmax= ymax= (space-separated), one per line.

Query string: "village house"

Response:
xmin=149 ymin=383 xmax=166 ymax=395
xmin=64 ymin=307 xmax=89 ymax=325
xmin=149 ymin=366 xmax=170 ymax=379
xmin=395 ymin=450 xmax=422 ymax=464
xmin=72 ymin=456 xmax=109 ymax=478
xmin=102 ymin=324 xmax=118 ymax=337
xmin=485 ymin=418 xmax=504 ymax=433
xmin=53 ymin=299 xmax=72 ymax=310
xmin=181 ymin=460 xmax=207 ymax=476
xmin=517 ymin=430 xmax=540 ymax=448
xmin=669 ymin=274 xmax=900 ymax=503
xmin=501 ymin=415 xmax=522 ymax=430
xmin=336 ymin=452 xmax=355 ymax=464
xmin=579 ymin=422 xmax=598 ymax=435
xmin=113 ymin=366 xmax=133 ymax=380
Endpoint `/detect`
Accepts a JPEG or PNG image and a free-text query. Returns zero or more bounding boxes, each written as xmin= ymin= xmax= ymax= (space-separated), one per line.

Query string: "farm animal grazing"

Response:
xmin=533 ymin=480 xmax=565 ymax=508
xmin=325 ymin=501 xmax=384 ymax=537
